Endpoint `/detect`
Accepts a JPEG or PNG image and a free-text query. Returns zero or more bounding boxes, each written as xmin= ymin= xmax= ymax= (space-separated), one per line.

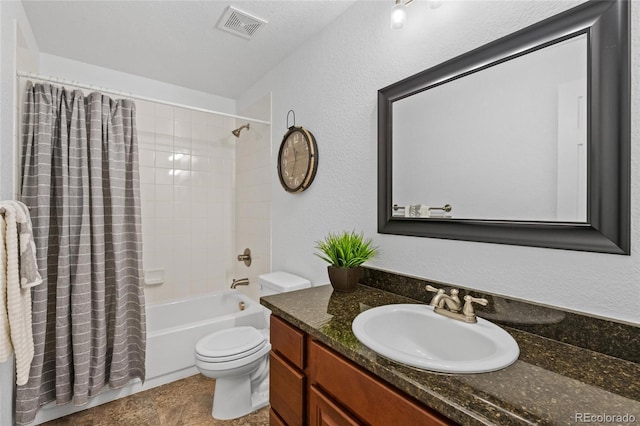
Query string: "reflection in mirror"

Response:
xmin=392 ymin=34 xmax=587 ymax=222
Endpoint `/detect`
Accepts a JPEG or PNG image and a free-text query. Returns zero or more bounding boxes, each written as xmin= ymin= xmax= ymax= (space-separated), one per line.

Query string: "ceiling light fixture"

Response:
xmin=390 ymin=0 xmax=413 ymax=30
xmin=391 ymin=0 xmax=442 ymax=30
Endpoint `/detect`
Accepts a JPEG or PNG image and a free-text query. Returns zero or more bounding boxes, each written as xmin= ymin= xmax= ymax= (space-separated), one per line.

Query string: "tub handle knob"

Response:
xmin=237 ymin=248 xmax=252 ymax=267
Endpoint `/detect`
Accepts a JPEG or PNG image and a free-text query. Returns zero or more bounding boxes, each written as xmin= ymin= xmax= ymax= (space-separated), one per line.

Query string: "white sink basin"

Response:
xmin=352 ymin=304 xmax=519 ymax=374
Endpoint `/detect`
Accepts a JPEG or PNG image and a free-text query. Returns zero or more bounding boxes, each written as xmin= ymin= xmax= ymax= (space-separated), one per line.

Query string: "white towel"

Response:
xmin=0 ymin=214 xmax=11 ymax=362
xmin=0 ymin=201 xmax=42 ymax=385
xmin=405 ymin=204 xmax=431 ymax=218
xmin=13 ymin=202 xmax=42 ymax=289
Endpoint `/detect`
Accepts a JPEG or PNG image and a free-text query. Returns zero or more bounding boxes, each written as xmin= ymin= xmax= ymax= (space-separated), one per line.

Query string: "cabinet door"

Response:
xmin=271 ymin=315 xmax=305 ymax=369
xmin=270 ymin=351 xmax=305 ymax=426
xmin=269 ymin=408 xmax=287 ymax=426
xmin=308 ymin=340 xmax=454 ymax=426
xmin=309 ymin=385 xmax=362 ymax=426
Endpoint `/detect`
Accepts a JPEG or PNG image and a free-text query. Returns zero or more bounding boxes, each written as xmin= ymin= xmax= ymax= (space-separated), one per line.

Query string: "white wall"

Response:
xmin=238 ymin=0 xmax=640 ymax=324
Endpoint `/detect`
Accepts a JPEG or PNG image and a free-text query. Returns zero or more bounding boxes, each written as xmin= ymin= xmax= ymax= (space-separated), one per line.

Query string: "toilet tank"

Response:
xmin=259 ymin=272 xmax=311 ymax=297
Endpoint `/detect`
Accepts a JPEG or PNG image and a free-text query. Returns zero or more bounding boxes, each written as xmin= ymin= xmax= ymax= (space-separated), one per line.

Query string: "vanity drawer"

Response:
xmin=269 ymin=408 xmax=287 ymax=426
xmin=271 ymin=315 xmax=305 ymax=369
xmin=309 ymin=385 xmax=362 ymax=426
xmin=270 ymin=351 xmax=305 ymax=426
xmin=308 ymin=340 xmax=453 ymax=426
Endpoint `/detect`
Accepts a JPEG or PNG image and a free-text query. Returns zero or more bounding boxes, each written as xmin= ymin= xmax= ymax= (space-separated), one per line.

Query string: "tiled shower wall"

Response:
xmin=136 ymin=101 xmax=237 ymax=304
xmin=235 ymin=95 xmax=272 ymax=302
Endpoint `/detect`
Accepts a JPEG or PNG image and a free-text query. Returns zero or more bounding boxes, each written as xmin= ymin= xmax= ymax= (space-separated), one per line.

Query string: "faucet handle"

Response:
xmin=462 ymin=295 xmax=488 ymax=322
xmin=425 ymin=285 xmax=444 ymax=294
xmin=426 ymin=285 xmax=445 ymax=307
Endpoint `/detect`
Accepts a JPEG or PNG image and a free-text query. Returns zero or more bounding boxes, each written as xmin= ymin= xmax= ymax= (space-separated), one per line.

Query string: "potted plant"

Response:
xmin=315 ymin=231 xmax=378 ymax=293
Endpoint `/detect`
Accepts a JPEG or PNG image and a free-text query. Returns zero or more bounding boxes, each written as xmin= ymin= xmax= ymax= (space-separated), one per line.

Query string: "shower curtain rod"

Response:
xmin=16 ymin=71 xmax=271 ymax=125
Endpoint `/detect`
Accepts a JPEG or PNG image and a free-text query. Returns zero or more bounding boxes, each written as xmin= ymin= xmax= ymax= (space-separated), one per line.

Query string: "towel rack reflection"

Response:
xmin=393 ymin=204 xmax=452 ymax=212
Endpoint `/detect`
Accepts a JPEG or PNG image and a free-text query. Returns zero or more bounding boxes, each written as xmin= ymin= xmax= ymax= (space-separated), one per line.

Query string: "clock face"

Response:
xmin=277 ymin=127 xmax=318 ymax=193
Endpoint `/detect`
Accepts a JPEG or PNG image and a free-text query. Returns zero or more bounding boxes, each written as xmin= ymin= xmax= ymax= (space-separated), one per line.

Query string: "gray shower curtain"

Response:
xmin=15 ymin=82 xmax=146 ymax=425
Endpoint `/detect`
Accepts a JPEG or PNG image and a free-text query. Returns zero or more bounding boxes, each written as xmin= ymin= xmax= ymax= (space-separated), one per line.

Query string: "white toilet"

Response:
xmin=194 ymin=272 xmax=311 ymax=420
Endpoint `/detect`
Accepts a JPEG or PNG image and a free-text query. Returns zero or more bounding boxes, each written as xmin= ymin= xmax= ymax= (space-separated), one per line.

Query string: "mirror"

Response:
xmin=393 ymin=35 xmax=587 ymax=222
xmin=378 ymin=0 xmax=629 ymax=254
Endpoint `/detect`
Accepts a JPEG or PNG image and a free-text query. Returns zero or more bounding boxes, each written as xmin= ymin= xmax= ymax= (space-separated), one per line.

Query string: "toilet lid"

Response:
xmin=195 ymin=327 xmax=267 ymax=361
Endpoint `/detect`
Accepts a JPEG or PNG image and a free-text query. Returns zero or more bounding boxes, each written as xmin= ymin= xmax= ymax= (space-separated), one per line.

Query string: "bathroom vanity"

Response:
xmin=261 ymin=275 xmax=640 ymax=425
xmin=269 ymin=315 xmax=451 ymax=425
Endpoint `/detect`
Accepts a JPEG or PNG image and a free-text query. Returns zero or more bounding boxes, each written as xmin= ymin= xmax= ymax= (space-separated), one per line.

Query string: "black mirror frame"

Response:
xmin=378 ymin=0 xmax=630 ymax=255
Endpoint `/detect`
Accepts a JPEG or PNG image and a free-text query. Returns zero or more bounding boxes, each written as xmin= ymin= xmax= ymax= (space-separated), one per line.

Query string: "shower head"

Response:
xmin=232 ymin=123 xmax=250 ymax=137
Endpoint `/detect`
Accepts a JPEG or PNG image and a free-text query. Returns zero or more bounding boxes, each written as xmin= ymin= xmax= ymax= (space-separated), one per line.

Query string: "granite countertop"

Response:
xmin=261 ymin=284 xmax=640 ymax=426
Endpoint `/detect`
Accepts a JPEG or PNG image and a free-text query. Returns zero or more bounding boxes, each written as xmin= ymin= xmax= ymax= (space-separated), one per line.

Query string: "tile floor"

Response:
xmin=42 ymin=375 xmax=270 ymax=425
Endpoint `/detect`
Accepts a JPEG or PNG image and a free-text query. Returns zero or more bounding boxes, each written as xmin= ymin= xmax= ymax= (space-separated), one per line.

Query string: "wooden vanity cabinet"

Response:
xmin=269 ymin=315 xmax=454 ymax=426
xmin=270 ymin=315 xmax=306 ymax=425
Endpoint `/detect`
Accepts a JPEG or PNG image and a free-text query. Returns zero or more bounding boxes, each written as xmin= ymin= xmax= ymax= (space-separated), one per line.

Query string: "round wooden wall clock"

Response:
xmin=277 ymin=126 xmax=318 ymax=193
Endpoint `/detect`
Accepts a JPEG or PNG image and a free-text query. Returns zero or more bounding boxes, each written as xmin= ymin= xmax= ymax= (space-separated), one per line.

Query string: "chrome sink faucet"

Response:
xmin=231 ymin=278 xmax=250 ymax=289
xmin=426 ymin=285 xmax=488 ymax=324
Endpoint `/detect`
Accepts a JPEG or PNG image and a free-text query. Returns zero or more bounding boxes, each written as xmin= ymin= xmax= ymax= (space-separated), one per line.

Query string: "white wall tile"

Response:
xmin=139 ymin=167 xmax=155 ymax=185
xmin=155 ymin=151 xmax=173 ymax=169
xmin=155 ymin=118 xmax=173 ymax=136
xmin=173 ymin=186 xmax=192 ymax=204
xmin=139 ymin=148 xmax=155 ymax=167
xmin=140 ymin=183 xmax=155 ymax=202
xmin=173 ymin=108 xmax=193 ymax=123
xmin=235 ymin=98 xmax=272 ymax=303
xmin=173 ymin=170 xmax=191 ymax=186
xmin=155 ymin=104 xmax=173 ymax=119
xmin=137 ymin=112 xmax=155 ymax=133
xmin=191 ymin=155 xmax=209 ymax=172
xmin=192 ymin=202 xmax=209 ymax=218
xmin=192 ymin=110 xmax=209 ymax=123
xmin=135 ymin=100 xmax=155 ymax=117
xmin=191 ymin=139 xmax=211 ymax=156
xmin=140 ymin=103 xmax=239 ymax=305
xmin=174 ymin=137 xmax=192 ymax=154
xmin=191 ymin=171 xmax=210 ymax=187
xmin=155 ymin=185 xmax=173 ymax=202
xmin=155 ymin=168 xmax=173 ymax=185
xmin=155 ymin=201 xmax=173 ymax=219
xmin=173 ymin=202 xmax=191 ymax=219
xmin=172 ymin=218 xmax=192 ymax=236
xmin=174 ymin=154 xmax=191 ymax=170
xmin=174 ymin=121 xmax=191 ymax=138
xmin=192 ymin=121 xmax=208 ymax=142
xmin=174 ymin=107 xmax=192 ymax=123
xmin=155 ymin=217 xmax=173 ymax=234
xmin=155 ymin=134 xmax=173 ymax=152
xmin=138 ymin=131 xmax=155 ymax=150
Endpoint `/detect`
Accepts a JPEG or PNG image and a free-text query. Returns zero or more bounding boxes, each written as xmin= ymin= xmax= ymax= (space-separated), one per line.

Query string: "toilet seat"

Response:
xmin=195 ymin=326 xmax=267 ymax=363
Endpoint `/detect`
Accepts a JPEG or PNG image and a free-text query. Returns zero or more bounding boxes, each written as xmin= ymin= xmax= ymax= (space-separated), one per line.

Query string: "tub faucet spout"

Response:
xmin=231 ymin=278 xmax=250 ymax=289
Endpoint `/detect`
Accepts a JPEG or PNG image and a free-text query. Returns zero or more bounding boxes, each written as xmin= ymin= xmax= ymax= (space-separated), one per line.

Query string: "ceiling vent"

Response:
xmin=217 ymin=6 xmax=268 ymax=40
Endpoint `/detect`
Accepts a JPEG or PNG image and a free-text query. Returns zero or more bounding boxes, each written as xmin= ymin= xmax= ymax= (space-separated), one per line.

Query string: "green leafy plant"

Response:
xmin=315 ymin=231 xmax=378 ymax=268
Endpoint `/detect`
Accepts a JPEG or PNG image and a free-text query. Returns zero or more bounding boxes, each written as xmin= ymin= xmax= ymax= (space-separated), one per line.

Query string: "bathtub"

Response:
xmin=34 ymin=290 xmax=266 ymax=424
xmin=145 ymin=290 xmax=267 ymax=379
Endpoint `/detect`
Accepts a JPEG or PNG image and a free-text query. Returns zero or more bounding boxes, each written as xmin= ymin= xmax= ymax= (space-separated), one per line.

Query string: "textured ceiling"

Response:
xmin=22 ymin=1 xmax=357 ymax=99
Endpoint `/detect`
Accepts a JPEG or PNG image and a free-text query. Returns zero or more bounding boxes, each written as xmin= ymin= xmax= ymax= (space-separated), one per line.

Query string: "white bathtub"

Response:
xmin=145 ymin=291 xmax=267 ymax=379
xmin=34 ymin=290 xmax=266 ymax=424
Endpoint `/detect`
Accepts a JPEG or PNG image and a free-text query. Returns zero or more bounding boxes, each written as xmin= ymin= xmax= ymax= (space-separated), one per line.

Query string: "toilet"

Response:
xmin=194 ymin=272 xmax=311 ymax=420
